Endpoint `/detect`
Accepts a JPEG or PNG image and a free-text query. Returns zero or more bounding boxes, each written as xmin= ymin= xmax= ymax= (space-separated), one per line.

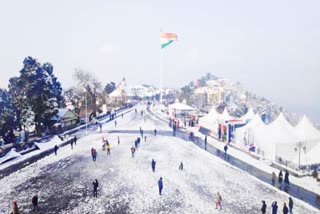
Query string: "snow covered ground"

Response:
xmin=0 ymin=106 xmax=319 ymax=213
xmin=152 ymin=105 xmax=320 ymax=197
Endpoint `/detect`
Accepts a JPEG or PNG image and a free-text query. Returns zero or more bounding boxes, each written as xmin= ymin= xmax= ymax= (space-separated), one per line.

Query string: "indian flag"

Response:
xmin=161 ymin=32 xmax=178 ymax=49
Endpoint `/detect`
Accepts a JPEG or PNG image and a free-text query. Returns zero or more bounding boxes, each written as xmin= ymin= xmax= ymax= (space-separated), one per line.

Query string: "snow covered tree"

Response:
xmin=73 ymin=69 xmax=102 ymax=119
xmin=9 ymin=56 xmax=63 ymax=136
xmin=0 ymin=88 xmax=16 ymax=142
xmin=104 ymin=82 xmax=116 ymax=94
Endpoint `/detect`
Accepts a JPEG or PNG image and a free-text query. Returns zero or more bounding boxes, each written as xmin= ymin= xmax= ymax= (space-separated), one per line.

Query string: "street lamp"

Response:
xmin=294 ymin=141 xmax=306 ymax=169
xmin=85 ymin=91 xmax=88 ymax=136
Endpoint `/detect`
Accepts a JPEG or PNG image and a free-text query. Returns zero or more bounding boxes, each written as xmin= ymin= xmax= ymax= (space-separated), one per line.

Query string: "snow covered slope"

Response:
xmin=0 ymin=107 xmax=318 ymax=213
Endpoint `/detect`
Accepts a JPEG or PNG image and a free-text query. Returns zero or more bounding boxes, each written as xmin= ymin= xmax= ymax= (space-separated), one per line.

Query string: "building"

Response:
xmin=50 ymin=108 xmax=79 ymax=132
xmin=109 ymin=78 xmax=128 ymax=103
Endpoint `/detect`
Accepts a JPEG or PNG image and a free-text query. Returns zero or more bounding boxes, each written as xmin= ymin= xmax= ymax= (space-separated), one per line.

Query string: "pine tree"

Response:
xmin=9 ymin=57 xmax=63 ymax=136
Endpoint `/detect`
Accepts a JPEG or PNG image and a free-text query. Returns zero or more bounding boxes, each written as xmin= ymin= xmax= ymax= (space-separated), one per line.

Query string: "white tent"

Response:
xmin=292 ymin=142 xmax=320 ymax=165
xmin=168 ymin=102 xmax=194 ymax=111
xmin=198 ymin=107 xmax=221 ymax=135
xmin=294 ymin=115 xmax=320 ymax=143
xmin=234 ymin=114 xmax=267 ymax=152
xmin=240 ymin=107 xmax=255 ymax=122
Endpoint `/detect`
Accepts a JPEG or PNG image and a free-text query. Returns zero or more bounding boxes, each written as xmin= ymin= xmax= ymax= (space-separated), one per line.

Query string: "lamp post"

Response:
xmin=295 ymin=141 xmax=306 ymax=169
xmin=85 ymin=91 xmax=88 ymax=136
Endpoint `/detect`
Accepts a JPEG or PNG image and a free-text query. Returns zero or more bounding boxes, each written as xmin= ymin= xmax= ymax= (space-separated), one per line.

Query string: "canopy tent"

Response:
xmin=291 ymin=142 xmax=320 ymax=165
xmin=168 ymin=102 xmax=194 ymax=111
xmin=0 ymin=149 xmax=22 ymax=164
xmin=294 ymin=115 xmax=320 ymax=143
xmin=240 ymin=107 xmax=255 ymax=122
xmin=234 ymin=114 xmax=267 ymax=152
xmin=198 ymin=107 xmax=221 ymax=136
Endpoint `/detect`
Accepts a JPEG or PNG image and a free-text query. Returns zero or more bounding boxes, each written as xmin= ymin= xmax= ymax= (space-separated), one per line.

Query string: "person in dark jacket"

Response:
xmin=74 ymin=136 xmax=77 ymax=145
xmin=32 ymin=195 xmax=39 ymax=212
xmin=154 ymin=129 xmax=157 ymax=136
xmin=288 ymin=197 xmax=293 ymax=213
xmin=70 ymin=140 xmax=73 ymax=149
xmin=224 ymin=145 xmax=228 ymax=156
xmin=284 ymin=170 xmax=290 ymax=186
xmin=204 ymin=135 xmax=208 ymax=150
xmin=261 ymin=200 xmax=267 ymax=214
xmin=151 ymin=159 xmax=156 ymax=172
xmin=283 ymin=202 xmax=289 ymax=214
xmin=93 ymin=179 xmax=99 ymax=197
xmin=278 ymin=171 xmax=283 ymax=187
xmin=179 ymin=162 xmax=183 ymax=170
xmin=271 ymin=201 xmax=278 ymax=214
xmin=54 ymin=145 xmax=59 ymax=155
xmin=158 ymin=177 xmax=163 ymax=195
xmin=272 ymin=172 xmax=277 ymax=186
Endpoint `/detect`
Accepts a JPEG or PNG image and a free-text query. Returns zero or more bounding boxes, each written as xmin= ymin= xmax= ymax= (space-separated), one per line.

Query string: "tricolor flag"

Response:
xmin=160 ymin=32 xmax=178 ymax=49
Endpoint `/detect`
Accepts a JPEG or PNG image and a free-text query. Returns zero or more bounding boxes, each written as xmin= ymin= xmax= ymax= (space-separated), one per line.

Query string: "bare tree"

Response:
xmin=73 ymin=69 xmax=102 ymax=119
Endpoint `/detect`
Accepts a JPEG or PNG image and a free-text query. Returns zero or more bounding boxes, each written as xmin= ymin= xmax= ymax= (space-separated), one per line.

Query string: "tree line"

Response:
xmin=0 ymin=56 xmax=116 ymax=144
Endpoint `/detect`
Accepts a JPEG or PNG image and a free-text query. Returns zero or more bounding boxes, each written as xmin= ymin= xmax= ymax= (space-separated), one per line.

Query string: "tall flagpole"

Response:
xmin=160 ymin=47 xmax=163 ymax=104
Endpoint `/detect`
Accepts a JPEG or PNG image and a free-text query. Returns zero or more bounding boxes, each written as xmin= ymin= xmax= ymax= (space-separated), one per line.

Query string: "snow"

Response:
xmin=0 ymin=105 xmax=319 ymax=213
xmin=0 ymin=149 xmax=22 ymax=165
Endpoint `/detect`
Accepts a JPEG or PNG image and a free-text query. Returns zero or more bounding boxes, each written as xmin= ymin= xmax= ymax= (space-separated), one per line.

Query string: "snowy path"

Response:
xmin=0 ymin=107 xmax=318 ymax=213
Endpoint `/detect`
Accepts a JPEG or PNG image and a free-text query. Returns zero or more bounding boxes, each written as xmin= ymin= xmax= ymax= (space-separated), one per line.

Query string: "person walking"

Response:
xmin=151 ymin=159 xmax=156 ymax=172
xmin=224 ymin=144 xmax=228 ymax=156
xmin=141 ymin=130 xmax=144 ymax=138
xmin=10 ymin=200 xmax=19 ymax=214
xmin=92 ymin=179 xmax=99 ymax=197
xmin=54 ymin=145 xmax=59 ymax=155
xmin=114 ymin=120 xmax=117 ymax=127
xmin=131 ymin=146 xmax=135 ymax=158
xmin=71 ymin=140 xmax=73 ymax=149
xmin=144 ymin=135 xmax=147 ymax=142
xmin=106 ymin=142 xmax=111 ymax=155
xmin=179 ymin=162 xmax=183 ymax=170
xmin=283 ymin=203 xmax=289 ymax=214
xmin=284 ymin=170 xmax=290 ymax=186
xmin=261 ymin=200 xmax=267 ymax=214
xmin=99 ymin=124 xmax=102 ymax=133
xmin=272 ymin=172 xmax=277 ymax=186
xmin=204 ymin=135 xmax=207 ymax=150
xmin=118 ymin=136 xmax=120 ymax=145
xmin=158 ymin=177 xmax=163 ymax=195
xmin=32 ymin=195 xmax=39 ymax=212
xmin=288 ymin=197 xmax=293 ymax=214
xmin=215 ymin=192 xmax=222 ymax=210
xmin=272 ymin=201 xmax=278 ymax=214
xmin=91 ymin=148 xmax=95 ymax=160
xmin=74 ymin=135 xmax=77 ymax=146
xmin=278 ymin=171 xmax=283 ymax=187
xmin=154 ymin=129 xmax=157 ymax=136
xmin=134 ymin=139 xmax=138 ymax=150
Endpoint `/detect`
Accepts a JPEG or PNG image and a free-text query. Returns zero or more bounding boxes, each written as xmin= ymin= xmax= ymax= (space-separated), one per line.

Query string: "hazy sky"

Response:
xmin=0 ymin=0 xmax=319 ymax=122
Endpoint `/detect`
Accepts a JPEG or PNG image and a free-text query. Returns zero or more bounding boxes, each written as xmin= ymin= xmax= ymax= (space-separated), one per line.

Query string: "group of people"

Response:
xmin=9 ymin=195 xmax=38 ymax=214
xmin=261 ymin=197 xmax=293 ymax=214
xmin=272 ymin=170 xmax=290 ymax=188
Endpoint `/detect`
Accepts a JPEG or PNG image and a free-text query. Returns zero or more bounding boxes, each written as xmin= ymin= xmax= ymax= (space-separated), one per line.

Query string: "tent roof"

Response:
xmin=169 ymin=102 xmax=194 ymax=111
xmin=240 ymin=107 xmax=255 ymax=121
xmin=294 ymin=115 xmax=320 ymax=142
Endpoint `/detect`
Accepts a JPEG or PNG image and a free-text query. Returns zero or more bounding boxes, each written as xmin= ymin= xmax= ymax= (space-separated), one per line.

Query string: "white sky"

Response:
xmin=0 ymin=0 xmax=319 ymax=122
